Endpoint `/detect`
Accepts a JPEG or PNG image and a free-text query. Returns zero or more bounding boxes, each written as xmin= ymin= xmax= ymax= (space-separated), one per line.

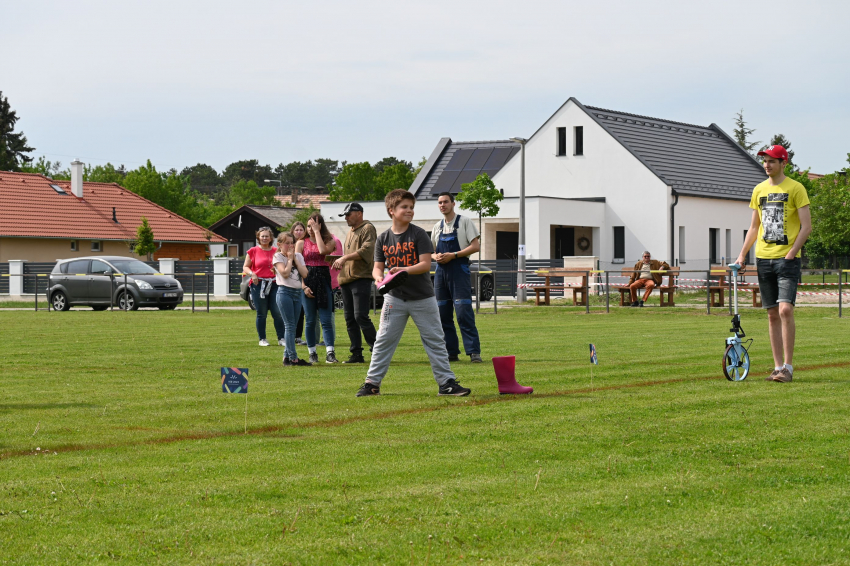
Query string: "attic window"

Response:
xmin=50 ymin=184 xmax=67 ymax=194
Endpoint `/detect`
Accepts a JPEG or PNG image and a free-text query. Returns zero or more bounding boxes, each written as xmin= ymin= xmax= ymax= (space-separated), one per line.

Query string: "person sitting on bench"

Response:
xmin=628 ymin=251 xmax=670 ymax=307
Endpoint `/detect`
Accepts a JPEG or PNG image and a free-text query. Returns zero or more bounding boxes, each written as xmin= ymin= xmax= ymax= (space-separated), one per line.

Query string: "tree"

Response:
xmin=222 ymin=159 xmax=274 ymax=187
xmin=330 ymin=161 xmax=379 ymax=201
xmin=733 ymin=109 xmax=760 ymax=155
xmin=228 ymin=179 xmax=278 ymax=208
xmin=789 ymin=168 xmax=850 ymax=268
xmin=280 ymin=204 xmax=320 ymax=233
xmin=0 ymin=91 xmax=35 ymax=171
xmin=373 ymin=156 xmax=412 ymax=175
xmin=375 ymin=162 xmax=416 ymax=196
xmin=21 ymin=156 xmax=65 ymax=178
xmin=123 ymin=160 xmax=196 ymax=220
xmin=134 ymin=217 xmax=156 ymax=260
xmin=455 ymin=173 xmax=503 ymax=273
xmin=88 ymin=163 xmax=126 ymax=184
xmin=412 ymin=156 xmax=428 ymax=178
xmin=181 ymin=163 xmax=222 ymax=190
xmin=759 ymin=134 xmax=795 ymax=168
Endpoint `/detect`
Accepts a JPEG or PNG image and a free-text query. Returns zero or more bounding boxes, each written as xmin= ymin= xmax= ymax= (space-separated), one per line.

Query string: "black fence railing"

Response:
xmin=22 ymin=262 xmax=54 ymax=293
xmin=0 ymin=262 xmax=7 ymax=294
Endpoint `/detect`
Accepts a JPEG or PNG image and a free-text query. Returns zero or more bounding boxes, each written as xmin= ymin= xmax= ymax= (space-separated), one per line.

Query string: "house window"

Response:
xmin=678 ymin=226 xmax=686 ymax=264
xmin=744 ymin=230 xmax=753 ymax=264
xmin=70 ymin=240 xmax=78 ymax=251
xmin=725 ymin=229 xmax=732 ymax=263
xmin=709 ymin=228 xmax=719 ymax=264
xmin=613 ymin=226 xmax=625 ymax=262
xmin=557 ymin=127 xmax=567 ymax=156
xmin=574 ymin=126 xmax=584 ymax=156
xmin=91 ymin=241 xmax=102 ymax=252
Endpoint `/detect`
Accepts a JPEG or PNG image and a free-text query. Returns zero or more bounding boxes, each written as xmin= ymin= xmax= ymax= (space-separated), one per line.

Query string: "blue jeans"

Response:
xmin=435 ymin=261 xmax=481 ymax=356
xmin=302 ymin=281 xmax=334 ymax=348
xmin=250 ymin=281 xmax=285 ymax=341
xmin=276 ymin=286 xmax=303 ymax=360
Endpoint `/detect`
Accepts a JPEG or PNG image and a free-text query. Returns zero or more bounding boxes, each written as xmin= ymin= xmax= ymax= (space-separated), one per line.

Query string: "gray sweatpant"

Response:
xmin=365 ymin=294 xmax=455 ymax=386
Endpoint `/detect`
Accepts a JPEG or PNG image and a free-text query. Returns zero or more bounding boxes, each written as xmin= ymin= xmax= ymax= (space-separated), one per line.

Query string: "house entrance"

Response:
xmin=554 ymin=227 xmax=575 ymax=258
xmin=496 ymin=231 xmax=519 ymax=259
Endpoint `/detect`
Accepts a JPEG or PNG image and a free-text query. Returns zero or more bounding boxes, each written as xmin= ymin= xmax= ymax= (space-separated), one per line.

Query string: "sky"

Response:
xmin=2 ymin=0 xmax=849 ymax=175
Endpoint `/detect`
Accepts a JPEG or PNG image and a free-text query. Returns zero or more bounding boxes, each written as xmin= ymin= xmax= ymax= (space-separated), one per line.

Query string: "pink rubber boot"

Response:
xmin=492 ymin=356 xmax=533 ymax=394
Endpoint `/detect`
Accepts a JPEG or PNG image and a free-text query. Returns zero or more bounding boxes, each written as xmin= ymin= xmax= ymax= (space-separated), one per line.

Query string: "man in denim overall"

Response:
xmin=431 ymin=192 xmax=483 ymax=363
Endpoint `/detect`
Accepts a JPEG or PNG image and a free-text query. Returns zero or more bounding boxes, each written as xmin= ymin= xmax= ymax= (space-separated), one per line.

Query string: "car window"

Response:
xmin=90 ymin=260 xmax=111 ymax=275
xmin=110 ymin=260 xmax=158 ymax=274
xmin=66 ymin=260 xmax=90 ymax=274
xmin=54 ymin=262 xmax=68 ymax=274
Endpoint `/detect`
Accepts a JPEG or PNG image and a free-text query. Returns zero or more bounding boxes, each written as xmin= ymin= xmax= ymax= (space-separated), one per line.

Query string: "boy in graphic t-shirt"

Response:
xmin=356 ymin=189 xmax=471 ymax=397
xmin=735 ymin=145 xmax=811 ymax=383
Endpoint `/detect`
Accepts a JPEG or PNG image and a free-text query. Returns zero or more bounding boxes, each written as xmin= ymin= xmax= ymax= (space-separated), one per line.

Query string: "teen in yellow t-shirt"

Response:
xmin=736 ymin=145 xmax=811 ymax=383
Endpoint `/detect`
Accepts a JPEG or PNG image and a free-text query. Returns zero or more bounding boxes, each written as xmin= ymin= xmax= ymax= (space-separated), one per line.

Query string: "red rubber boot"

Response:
xmin=492 ymin=355 xmax=533 ymax=394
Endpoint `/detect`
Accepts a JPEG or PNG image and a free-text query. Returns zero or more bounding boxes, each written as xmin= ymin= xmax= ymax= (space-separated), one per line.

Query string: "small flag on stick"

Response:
xmin=589 ymin=344 xmax=598 ymax=365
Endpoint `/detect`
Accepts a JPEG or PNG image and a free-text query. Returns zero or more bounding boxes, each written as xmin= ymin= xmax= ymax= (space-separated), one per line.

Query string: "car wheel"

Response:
xmin=51 ymin=291 xmax=70 ymax=311
xmin=479 ymin=275 xmax=494 ymax=302
xmin=333 ymin=288 xmax=344 ymax=310
xmin=117 ymin=291 xmax=139 ymax=311
xmin=158 ymin=304 xmax=177 ymax=310
xmin=92 ymin=306 xmax=108 ymax=311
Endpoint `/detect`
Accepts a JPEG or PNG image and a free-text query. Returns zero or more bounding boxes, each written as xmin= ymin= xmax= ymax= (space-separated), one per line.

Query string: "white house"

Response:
xmin=321 ymin=97 xmax=767 ymax=271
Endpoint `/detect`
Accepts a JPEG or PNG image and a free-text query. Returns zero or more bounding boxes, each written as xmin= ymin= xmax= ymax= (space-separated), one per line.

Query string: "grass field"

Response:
xmin=2 ymin=306 xmax=849 ymax=564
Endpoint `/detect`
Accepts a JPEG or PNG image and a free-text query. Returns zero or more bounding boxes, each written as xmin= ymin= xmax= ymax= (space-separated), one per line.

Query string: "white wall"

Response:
xmin=492 ymin=99 xmax=671 ymax=265
xmin=675 ymin=195 xmax=754 ymax=271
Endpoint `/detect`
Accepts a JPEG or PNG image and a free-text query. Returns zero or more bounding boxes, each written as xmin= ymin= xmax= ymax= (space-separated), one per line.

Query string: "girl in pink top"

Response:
xmin=243 ymin=226 xmax=285 ymax=347
xmin=295 ymin=213 xmax=339 ymax=363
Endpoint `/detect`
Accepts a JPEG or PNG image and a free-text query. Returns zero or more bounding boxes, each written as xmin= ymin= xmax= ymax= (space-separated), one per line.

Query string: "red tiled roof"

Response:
xmin=0 ymin=172 xmax=226 ymax=243
xmin=274 ymin=194 xmax=329 ymax=209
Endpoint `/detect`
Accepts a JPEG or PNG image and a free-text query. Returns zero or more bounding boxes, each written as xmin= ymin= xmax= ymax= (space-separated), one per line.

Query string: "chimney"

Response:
xmin=71 ymin=160 xmax=84 ymax=198
xmin=291 ymin=187 xmax=299 ymax=205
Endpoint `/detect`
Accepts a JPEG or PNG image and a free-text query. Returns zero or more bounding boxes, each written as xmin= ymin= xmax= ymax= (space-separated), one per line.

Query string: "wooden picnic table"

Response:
xmin=531 ymin=269 xmax=592 ymax=306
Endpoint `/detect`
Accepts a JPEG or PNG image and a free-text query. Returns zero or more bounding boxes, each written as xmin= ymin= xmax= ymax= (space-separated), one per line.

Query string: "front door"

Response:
xmin=555 ymin=227 xmax=575 ymax=258
xmin=496 ymin=231 xmax=519 ymax=260
xmin=88 ymin=260 xmax=114 ymax=304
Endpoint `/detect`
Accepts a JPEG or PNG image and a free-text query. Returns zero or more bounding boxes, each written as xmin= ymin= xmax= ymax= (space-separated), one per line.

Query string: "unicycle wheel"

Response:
xmin=722 ymin=344 xmax=750 ymax=381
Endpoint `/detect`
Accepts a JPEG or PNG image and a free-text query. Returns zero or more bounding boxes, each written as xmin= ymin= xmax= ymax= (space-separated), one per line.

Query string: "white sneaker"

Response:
xmin=259 ymin=339 xmax=270 ymax=347
xmin=278 ymin=339 xmax=285 ymax=346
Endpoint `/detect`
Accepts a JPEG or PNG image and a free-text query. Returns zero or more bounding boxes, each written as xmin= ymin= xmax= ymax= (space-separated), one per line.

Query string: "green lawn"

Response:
xmin=1 ymin=307 xmax=849 ymax=564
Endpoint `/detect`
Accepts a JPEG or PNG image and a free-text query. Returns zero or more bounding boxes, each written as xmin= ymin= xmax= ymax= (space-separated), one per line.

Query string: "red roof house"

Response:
xmin=0 ymin=166 xmax=225 ymax=262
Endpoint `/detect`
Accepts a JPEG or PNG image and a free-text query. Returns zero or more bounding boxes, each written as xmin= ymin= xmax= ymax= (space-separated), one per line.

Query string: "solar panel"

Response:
xmin=463 ymin=148 xmax=493 ymax=170
xmin=450 ymin=170 xmax=481 ymax=194
xmin=443 ymin=149 xmax=475 ymax=171
xmin=429 ymin=170 xmax=462 ymax=196
xmin=482 ymin=147 xmax=514 ymax=170
xmin=50 ymin=184 xmax=67 ymax=194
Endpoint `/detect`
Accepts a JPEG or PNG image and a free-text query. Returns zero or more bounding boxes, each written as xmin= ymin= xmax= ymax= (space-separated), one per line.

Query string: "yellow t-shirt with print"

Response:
xmin=749 ymin=177 xmax=810 ymax=259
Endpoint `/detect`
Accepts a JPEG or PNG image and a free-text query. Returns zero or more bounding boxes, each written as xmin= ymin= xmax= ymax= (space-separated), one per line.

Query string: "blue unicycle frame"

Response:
xmin=723 ymin=264 xmax=753 ymax=381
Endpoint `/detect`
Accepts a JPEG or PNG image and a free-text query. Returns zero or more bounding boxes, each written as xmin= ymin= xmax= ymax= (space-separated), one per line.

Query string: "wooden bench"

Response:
xmin=714 ymin=265 xmax=761 ymax=307
xmin=709 ymin=265 xmax=728 ymax=307
xmin=531 ymin=269 xmax=589 ymax=306
xmin=615 ymin=267 xmax=679 ymax=306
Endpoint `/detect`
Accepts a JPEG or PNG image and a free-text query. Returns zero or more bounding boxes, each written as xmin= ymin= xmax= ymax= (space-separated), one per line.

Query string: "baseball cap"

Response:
xmin=339 ymin=202 xmax=364 ymax=217
xmin=757 ymin=145 xmax=789 ymax=161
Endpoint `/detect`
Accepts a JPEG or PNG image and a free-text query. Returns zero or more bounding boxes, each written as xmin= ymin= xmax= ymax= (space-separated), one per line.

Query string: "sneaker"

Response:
xmin=356 ymin=382 xmax=381 ymax=397
xmin=326 ymin=351 xmax=340 ymax=364
xmin=766 ymin=369 xmax=780 ymax=381
xmin=295 ymin=338 xmax=307 ymax=346
xmin=283 ymin=357 xmax=293 ymax=367
xmin=292 ymin=358 xmax=312 ymax=366
xmin=639 ymin=300 xmax=645 ymax=307
xmin=630 ymin=301 xmax=639 ymax=307
xmin=773 ymin=368 xmax=793 ymax=383
xmin=278 ymin=339 xmax=286 ymax=346
xmin=343 ymin=354 xmax=366 ymax=364
xmin=470 ymin=353 xmax=483 ymax=363
xmin=259 ymin=339 xmax=270 ymax=347
xmin=309 ymin=353 xmax=319 ymax=364
xmin=438 ymin=378 xmax=471 ymax=396
xmin=448 ymin=354 xmax=460 ymax=362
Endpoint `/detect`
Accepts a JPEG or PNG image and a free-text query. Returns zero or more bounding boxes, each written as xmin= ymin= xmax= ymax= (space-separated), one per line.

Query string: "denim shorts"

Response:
xmin=756 ymin=258 xmax=801 ymax=309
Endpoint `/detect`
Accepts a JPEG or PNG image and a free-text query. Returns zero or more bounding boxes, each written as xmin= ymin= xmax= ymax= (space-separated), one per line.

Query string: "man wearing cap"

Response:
xmin=735 ymin=145 xmax=811 ymax=383
xmin=431 ymin=192 xmax=483 ymax=363
xmin=333 ymin=203 xmax=378 ymax=364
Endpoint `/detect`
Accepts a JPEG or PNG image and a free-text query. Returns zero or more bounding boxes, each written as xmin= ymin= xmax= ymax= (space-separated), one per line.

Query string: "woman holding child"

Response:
xmin=296 ymin=213 xmax=340 ymax=364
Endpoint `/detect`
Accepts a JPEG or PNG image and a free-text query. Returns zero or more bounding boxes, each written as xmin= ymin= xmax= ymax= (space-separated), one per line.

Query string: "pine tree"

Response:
xmin=0 ymin=91 xmax=35 ymax=171
xmin=135 ymin=217 xmax=157 ymax=260
xmin=732 ymin=109 xmax=760 ymax=155
xmin=759 ymin=134 xmax=795 ymax=168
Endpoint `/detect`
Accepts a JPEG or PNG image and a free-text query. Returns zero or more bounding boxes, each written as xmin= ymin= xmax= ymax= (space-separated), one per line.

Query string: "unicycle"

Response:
xmin=722 ymin=263 xmax=753 ymax=381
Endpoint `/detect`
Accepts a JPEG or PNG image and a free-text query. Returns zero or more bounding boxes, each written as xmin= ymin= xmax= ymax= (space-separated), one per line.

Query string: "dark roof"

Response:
xmin=580 ymin=102 xmax=767 ymax=200
xmin=208 ymin=205 xmax=300 ymax=232
xmin=410 ymin=139 xmax=520 ymax=199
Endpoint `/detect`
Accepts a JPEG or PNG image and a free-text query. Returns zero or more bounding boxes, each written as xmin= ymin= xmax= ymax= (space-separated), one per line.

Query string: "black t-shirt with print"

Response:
xmin=374 ymin=224 xmax=435 ymax=300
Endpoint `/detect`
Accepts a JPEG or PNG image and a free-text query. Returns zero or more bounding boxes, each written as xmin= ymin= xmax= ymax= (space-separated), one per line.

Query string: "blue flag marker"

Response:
xmin=221 ymin=367 xmax=249 ymax=393
xmin=589 ymin=344 xmax=598 ymax=365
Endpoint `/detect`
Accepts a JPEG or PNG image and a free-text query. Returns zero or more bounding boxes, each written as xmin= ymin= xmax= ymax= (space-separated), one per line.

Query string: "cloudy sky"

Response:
xmin=3 ymin=0 xmax=848 ymax=174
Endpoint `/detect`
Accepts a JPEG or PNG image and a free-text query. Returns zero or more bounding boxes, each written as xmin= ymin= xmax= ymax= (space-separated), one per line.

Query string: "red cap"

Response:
xmin=757 ymin=145 xmax=789 ymax=161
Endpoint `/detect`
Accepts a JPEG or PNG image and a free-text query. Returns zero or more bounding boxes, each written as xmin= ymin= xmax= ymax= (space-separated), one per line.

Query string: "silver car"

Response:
xmin=48 ymin=256 xmax=184 ymax=311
